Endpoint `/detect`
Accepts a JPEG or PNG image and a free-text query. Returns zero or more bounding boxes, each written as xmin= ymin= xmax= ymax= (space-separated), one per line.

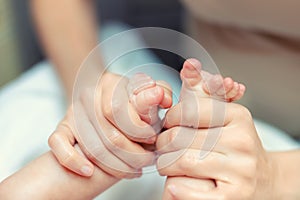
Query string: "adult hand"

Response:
xmin=48 ymin=72 xmax=171 ymax=179
xmin=156 ymin=98 xmax=278 ymax=199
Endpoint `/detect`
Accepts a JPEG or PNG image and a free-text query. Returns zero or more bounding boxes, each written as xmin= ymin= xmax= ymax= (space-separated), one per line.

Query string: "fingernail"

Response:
xmin=187 ymin=58 xmax=201 ymax=70
xmin=81 ymin=165 xmax=93 ymax=176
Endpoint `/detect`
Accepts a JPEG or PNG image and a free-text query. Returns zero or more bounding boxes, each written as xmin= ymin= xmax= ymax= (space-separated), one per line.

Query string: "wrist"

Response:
xmin=269 ymin=151 xmax=300 ymax=200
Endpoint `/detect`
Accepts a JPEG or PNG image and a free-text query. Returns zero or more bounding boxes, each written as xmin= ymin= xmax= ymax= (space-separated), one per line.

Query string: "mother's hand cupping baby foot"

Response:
xmin=157 ymin=59 xmax=276 ymax=199
xmin=159 ymin=100 xmax=276 ymax=200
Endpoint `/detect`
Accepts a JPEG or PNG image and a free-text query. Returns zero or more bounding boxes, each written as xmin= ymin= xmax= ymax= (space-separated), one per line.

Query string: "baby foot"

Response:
xmin=127 ymin=73 xmax=172 ymax=133
xmin=180 ymin=58 xmax=246 ymax=102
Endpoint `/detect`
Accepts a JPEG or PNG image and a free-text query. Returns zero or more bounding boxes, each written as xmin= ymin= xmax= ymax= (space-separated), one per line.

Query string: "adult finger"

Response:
xmin=76 ymin=103 xmax=155 ymax=178
xmin=156 ymin=126 xmax=225 ymax=155
xmin=164 ymin=98 xmax=243 ymax=129
xmin=79 ymin=88 xmax=156 ymax=168
xmin=156 ymin=124 xmax=257 ymax=158
xmin=92 ymin=104 xmax=156 ymax=169
xmin=163 ymin=176 xmax=217 ymax=200
xmin=100 ymin=74 xmax=157 ymax=143
xmin=157 ymin=149 xmax=232 ymax=182
xmin=49 ymin=119 xmax=95 ymax=177
xmin=73 ymin=101 xmax=142 ymax=179
xmin=163 ymin=181 xmax=222 ymax=200
xmin=157 ymin=80 xmax=173 ymax=109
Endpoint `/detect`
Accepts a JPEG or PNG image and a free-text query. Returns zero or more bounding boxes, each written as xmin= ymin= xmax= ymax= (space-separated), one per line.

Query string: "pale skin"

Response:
xmin=29 ymin=0 xmax=246 ymax=180
xmin=50 ymin=58 xmax=245 ymax=178
xmin=2 ymin=0 xmax=297 ymax=199
xmin=30 ymin=0 xmax=100 ymax=99
xmin=158 ymin=100 xmax=300 ymax=199
xmin=2 ymin=59 xmax=300 ymax=200
xmin=0 ymin=59 xmax=246 ymax=199
xmin=157 ymin=60 xmax=300 ymax=199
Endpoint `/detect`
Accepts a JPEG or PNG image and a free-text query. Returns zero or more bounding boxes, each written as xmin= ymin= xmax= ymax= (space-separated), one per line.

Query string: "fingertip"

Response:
xmin=240 ymin=83 xmax=246 ymax=93
xmin=157 ymin=81 xmax=173 ymax=109
xmin=185 ymin=58 xmax=202 ymax=70
xmin=163 ymin=107 xmax=179 ymax=129
xmin=68 ymin=144 xmax=95 ymax=177
xmin=80 ymin=164 xmax=94 ymax=177
xmin=160 ymin=94 xmax=173 ymax=109
xmin=223 ymin=77 xmax=234 ymax=91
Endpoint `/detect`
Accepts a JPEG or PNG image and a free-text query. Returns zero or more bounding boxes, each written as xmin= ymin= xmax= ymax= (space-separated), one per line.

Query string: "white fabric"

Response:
xmin=0 ymin=62 xmax=65 ymax=180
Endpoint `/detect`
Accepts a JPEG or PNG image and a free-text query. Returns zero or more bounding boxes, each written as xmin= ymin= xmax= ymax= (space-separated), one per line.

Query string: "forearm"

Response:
xmin=270 ymin=150 xmax=300 ymax=199
xmin=0 ymin=150 xmax=119 ymax=199
xmin=30 ymin=0 xmax=101 ymax=98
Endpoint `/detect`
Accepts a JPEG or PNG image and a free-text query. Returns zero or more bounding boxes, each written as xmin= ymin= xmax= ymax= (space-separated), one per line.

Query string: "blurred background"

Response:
xmin=1 ymin=0 xmax=299 ymax=140
xmin=0 ymin=0 xmax=184 ymax=87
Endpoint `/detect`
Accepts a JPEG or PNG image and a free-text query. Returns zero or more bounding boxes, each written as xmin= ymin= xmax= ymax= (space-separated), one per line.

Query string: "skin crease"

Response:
xmin=158 ymin=97 xmax=300 ymax=199
xmin=157 ymin=99 xmax=272 ymax=199
xmin=0 ymin=147 xmax=119 ymax=200
xmin=2 ymin=0 xmax=296 ymax=198
xmin=127 ymin=73 xmax=170 ymax=131
xmin=50 ymin=58 xmax=246 ymax=178
xmin=46 ymin=59 xmax=247 ymax=195
xmin=1 ymin=61 xmax=300 ymax=199
xmin=29 ymin=0 xmax=249 ymax=195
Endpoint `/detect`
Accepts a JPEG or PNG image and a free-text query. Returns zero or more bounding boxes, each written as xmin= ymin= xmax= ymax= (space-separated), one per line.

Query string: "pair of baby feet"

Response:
xmin=127 ymin=58 xmax=246 ymax=133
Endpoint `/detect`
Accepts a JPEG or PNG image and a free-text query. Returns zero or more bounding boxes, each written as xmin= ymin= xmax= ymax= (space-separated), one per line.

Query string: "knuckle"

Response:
xmin=230 ymin=134 xmax=255 ymax=153
xmin=232 ymin=104 xmax=252 ymax=122
xmin=48 ymin=132 xmax=60 ymax=148
xmin=178 ymin=152 xmax=196 ymax=171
